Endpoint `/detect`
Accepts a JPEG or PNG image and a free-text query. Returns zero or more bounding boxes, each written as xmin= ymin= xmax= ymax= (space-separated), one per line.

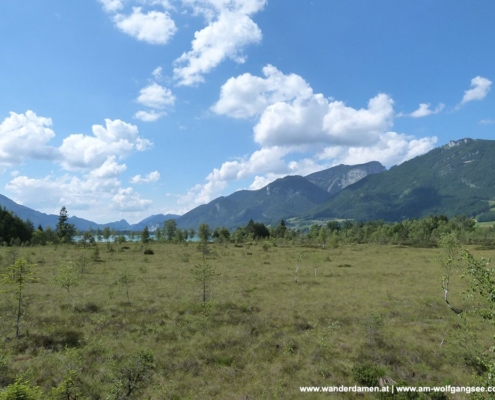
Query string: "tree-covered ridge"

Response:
xmin=177 ymin=175 xmax=332 ymax=229
xmin=0 ymin=207 xmax=33 ymax=245
xmin=310 ymin=139 xmax=495 ymax=221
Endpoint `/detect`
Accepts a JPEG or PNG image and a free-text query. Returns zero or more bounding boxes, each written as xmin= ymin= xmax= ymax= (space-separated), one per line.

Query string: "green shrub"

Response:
xmin=352 ymin=363 xmax=385 ymax=386
xmin=0 ymin=378 xmax=43 ymax=400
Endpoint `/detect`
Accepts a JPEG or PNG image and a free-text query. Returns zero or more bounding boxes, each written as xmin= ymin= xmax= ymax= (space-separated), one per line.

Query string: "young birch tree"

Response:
xmin=1 ymin=257 xmax=38 ymax=338
xmin=56 ymin=258 xmax=79 ymax=310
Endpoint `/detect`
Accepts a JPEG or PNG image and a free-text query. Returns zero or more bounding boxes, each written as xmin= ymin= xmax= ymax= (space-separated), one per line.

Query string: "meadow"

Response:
xmin=0 ymin=240 xmax=494 ymax=399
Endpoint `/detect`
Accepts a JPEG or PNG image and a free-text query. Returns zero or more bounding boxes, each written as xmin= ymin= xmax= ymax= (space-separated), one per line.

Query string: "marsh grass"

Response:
xmin=0 ymin=242 xmax=493 ymax=398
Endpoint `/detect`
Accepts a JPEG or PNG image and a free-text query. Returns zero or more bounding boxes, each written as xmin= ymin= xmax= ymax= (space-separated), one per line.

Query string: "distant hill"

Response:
xmin=0 ymin=194 xmax=59 ymax=229
xmin=0 ymin=195 xmax=179 ymax=232
xmin=177 ymin=175 xmax=332 ymax=229
xmin=5 ymin=138 xmax=495 ymax=231
xmin=177 ymin=162 xmax=386 ymax=229
xmin=308 ymin=138 xmax=495 ymax=221
xmin=306 ymin=161 xmax=385 ymax=195
xmin=131 ymin=214 xmax=180 ymax=232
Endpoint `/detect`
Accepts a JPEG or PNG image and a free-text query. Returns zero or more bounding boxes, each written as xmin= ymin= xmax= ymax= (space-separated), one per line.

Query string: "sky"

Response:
xmin=0 ymin=0 xmax=494 ymax=224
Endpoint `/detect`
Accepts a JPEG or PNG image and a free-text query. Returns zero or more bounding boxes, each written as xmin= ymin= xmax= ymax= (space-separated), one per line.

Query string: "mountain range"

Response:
xmin=307 ymin=138 xmax=495 ymax=221
xmin=1 ymin=139 xmax=494 ymax=230
xmin=0 ymin=194 xmax=179 ymax=232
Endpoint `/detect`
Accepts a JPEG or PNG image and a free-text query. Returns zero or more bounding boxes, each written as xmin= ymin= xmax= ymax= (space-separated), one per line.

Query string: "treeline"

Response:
xmin=0 ymin=207 xmax=34 ymax=245
xmin=3 ymin=204 xmax=495 ymax=249
xmin=204 ymin=215 xmax=495 ymax=248
xmin=302 ymin=215 xmax=484 ymax=247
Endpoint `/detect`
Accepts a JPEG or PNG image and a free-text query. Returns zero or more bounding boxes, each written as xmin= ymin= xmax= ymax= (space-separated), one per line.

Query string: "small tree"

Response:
xmin=75 ymin=254 xmax=90 ymax=274
xmin=56 ymin=206 xmax=76 ymax=244
xmin=198 ymin=223 xmax=211 ymax=243
xmin=56 ymin=258 xmax=79 ymax=309
xmin=163 ymin=219 xmax=177 ymax=242
xmin=117 ymin=270 xmax=135 ymax=306
xmin=318 ymin=226 xmax=328 ymax=248
xmin=92 ymin=246 xmax=101 ymax=262
xmin=1 ymin=257 xmax=38 ymax=338
xmin=50 ymin=369 xmax=81 ymax=400
xmin=141 ymin=227 xmax=150 ymax=244
xmin=103 ymin=227 xmax=111 ymax=241
xmin=111 ymin=350 xmax=155 ymax=399
xmin=192 ymin=260 xmax=219 ymax=305
xmin=0 ymin=378 xmax=43 ymax=400
xmin=197 ymin=223 xmax=212 ymax=256
xmin=460 ymin=250 xmax=495 ymax=394
xmin=439 ymin=233 xmax=462 ymax=314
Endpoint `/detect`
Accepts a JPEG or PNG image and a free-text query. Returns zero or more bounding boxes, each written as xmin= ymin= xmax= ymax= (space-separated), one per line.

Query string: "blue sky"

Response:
xmin=0 ymin=0 xmax=494 ymax=224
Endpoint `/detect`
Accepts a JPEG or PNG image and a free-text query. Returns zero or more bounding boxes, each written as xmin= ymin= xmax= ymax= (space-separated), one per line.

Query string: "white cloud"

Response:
xmin=137 ymin=82 xmax=175 ymax=108
xmin=177 ymin=180 xmax=228 ymax=209
xmin=206 ymin=146 xmax=289 ymax=182
xmin=407 ymin=102 xmax=445 ymax=118
xmin=5 ymin=155 xmax=152 ymax=215
xmin=182 ymin=0 xmax=266 ymax=18
xmin=134 ymin=110 xmax=166 ymax=122
xmin=461 ymin=76 xmax=492 ymax=105
xmin=130 ymin=171 xmax=160 ymax=183
xmin=134 ymin=79 xmax=175 ymax=122
xmin=59 ymin=118 xmax=152 ymax=170
xmin=151 ymin=66 xmax=163 ymax=80
xmin=213 ymin=65 xmax=395 ymax=148
xmin=248 ymin=158 xmax=324 ymax=190
xmin=112 ymin=187 xmax=153 ymax=211
xmin=254 ymin=92 xmax=394 ymax=148
xmin=98 ymin=0 xmax=124 ymax=13
xmin=144 ymin=0 xmax=174 ymax=9
xmin=114 ymin=7 xmax=177 ymax=44
xmin=479 ymin=119 xmax=495 ymax=125
xmin=173 ymin=65 xmax=437 ymax=211
xmin=212 ymin=64 xmax=312 ymax=118
xmin=6 ymin=161 xmax=124 ymax=212
xmin=317 ymin=132 xmax=438 ymax=167
xmin=173 ymin=1 xmax=266 ymax=85
xmin=0 ymin=110 xmax=58 ymax=168
xmin=176 ymin=146 xmax=327 ymax=209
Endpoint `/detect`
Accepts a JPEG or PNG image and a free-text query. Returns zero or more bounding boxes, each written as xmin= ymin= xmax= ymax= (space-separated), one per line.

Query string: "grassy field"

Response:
xmin=1 ymin=241 xmax=494 ymax=399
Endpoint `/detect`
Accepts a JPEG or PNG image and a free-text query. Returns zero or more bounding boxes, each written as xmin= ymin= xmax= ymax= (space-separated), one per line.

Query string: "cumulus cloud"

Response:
xmin=254 ymin=92 xmax=395 ymax=147
xmin=130 ymin=171 xmax=160 ymax=183
xmin=134 ymin=71 xmax=175 ymax=122
xmin=0 ymin=110 xmax=58 ymax=168
xmin=317 ymin=132 xmax=438 ymax=167
xmin=151 ymin=66 xmax=163 ymax=80
xmin=137 ymin=82 xmax=175 ymax=109
xmin=98 ymin=0 xmax=124 ymax=13
xmin=112 ymin=187 xmax=153 ymax=211
xmin=173 ymin=65 xmax=438 ymax=212
xmin=213 ymin=65 xmax=395 ymax=148
xmin=1 ymin=109 xmax=155 ymax=220
xmin=212 ymin=64 xmax=312 ymax=118
xmin=134 ymin=110 xmax=166 ymax=122
xmin=59 ymin=118 xmax=152 ymax=170
xmin=114 ymin=7 xmax=177 ymax=44
xmin=174 ymin=0 xmax=266 ymax=85
xmin=461 ymin=76 xmax=492 ymax=105
xmin=176 ymin=146 xmax=327 ymax=209
xmin=6 ymin=157 xmax=125 ymax=210
xmin=405 ymin=103 xmax=445 ymax=118
xmin=6 ymin=155 xmax=152 ymax=215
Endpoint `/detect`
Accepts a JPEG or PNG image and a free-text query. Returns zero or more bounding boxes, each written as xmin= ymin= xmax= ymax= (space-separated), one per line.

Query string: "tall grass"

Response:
xmin=0 ymin=242 xmax=493 ymax=398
